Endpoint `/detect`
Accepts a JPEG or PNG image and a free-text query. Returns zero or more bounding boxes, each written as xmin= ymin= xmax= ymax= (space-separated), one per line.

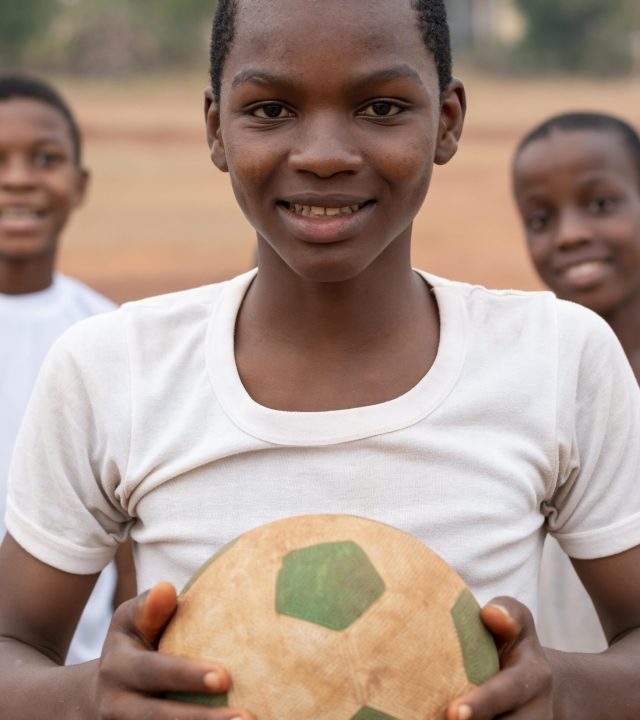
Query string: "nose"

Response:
xmin=554 ymin=207 xmax=593 ymax=250
xmin=0 ymin=155 xmax=37 ymax=190
xmin=288 ymin=112 xmax=364 ymax=177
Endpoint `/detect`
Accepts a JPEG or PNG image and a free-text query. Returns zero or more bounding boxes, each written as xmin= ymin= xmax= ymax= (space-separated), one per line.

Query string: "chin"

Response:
xmin=286 ymin=253 xmax=375 ymax=284
xmin=558 ymin=287 xmax=620 ymax=317
xmin=0 ymin=236 xmax=56 ymax=263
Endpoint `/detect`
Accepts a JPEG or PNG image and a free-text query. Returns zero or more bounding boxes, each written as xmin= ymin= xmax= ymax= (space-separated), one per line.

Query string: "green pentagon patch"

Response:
xmin=165 ymin=692 xmax=229 ymax=707
xmin=451 ymin=589 xmax=500 ymax=685
xmin=350 ymin=706 xmax=400 ymax=720
xmin=276 ymin=541 xmax=385 ymax=630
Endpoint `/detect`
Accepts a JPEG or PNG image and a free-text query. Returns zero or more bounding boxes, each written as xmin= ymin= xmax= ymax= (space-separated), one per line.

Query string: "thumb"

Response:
xmin=133 ymin=581 xmax=178 ymax=648
xmin=480 ymin=596 xmax=530 ymax=663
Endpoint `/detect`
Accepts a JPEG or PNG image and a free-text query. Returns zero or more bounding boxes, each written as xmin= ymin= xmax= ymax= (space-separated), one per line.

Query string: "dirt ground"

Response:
xmin=55 ymin=72 xmax=640 ymax=304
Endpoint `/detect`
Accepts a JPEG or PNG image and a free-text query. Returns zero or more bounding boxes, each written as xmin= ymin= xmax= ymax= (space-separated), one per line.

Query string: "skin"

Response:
xmin=0 ymin=97 xmax=88 ymax=294
xmin=208 ymin=0 xmax=463 ymax=412
xmin=0 ymin=3 xmax=640 ymax=719
xmin=513 ymin=128 xmax=640 ymax=379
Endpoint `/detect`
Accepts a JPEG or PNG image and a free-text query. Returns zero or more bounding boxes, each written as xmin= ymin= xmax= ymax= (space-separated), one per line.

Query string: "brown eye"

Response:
xmin=359 ymin=101 xmax=403 ymax=118
xmin=33 ymin=151 xmax=65 ymax=168
xmin=252 ymin=103 xmax=293 ymax=119
xmin=587 ymin=197 xmax=617 ymax=215
xmin=526 ymin=211 xmax=551 ymax=233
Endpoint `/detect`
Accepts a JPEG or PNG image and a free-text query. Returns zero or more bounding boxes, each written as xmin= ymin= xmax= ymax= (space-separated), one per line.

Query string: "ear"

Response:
xmin=204 ymin=87 xmax=228 ymax=173
xmin=72 ymin=167 xmax=90 ymax=208
xmin=434 ymin=77 xmax=466 ymax=166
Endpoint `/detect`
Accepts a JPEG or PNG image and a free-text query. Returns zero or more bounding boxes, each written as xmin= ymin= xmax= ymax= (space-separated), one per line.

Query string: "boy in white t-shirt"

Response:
xmin=512 ymin=112 xmax=640 ymax=654
xmin=0 ymin=74 xmax=136 ymax=663
xmin=1 ymin=4 xmax=640 ymax=720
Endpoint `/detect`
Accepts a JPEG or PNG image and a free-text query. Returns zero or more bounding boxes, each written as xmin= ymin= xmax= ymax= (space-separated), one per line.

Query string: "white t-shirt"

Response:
xmin=1 ymin=273 xmax=117 ymax=664
xmin=537 ymin=536 xmax=607 ymax=652
xmin=6 ymin=270 xmax=640 ymax=623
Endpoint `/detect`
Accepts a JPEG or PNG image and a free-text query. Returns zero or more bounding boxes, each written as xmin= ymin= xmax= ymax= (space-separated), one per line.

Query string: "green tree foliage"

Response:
xmin=132 ymin=0 xmax=215 ymax=63
xmin=513 ymin=0 xmax=635 ymax=74
xmin=5 ymin=0 xmax=217 ymax=74
xmin=0 ymin=0 xmax=59 ymax=64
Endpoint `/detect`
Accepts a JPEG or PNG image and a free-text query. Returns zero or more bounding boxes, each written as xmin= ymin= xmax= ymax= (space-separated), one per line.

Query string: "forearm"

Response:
xmin=0 ymin=636 xmax=97 ymax=719
xmin=547 ymin=629 xmax=640 ymax=719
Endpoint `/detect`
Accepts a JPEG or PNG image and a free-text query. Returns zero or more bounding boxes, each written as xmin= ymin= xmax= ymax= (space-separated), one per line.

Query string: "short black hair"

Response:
xmin=514 ymin=111 xmax=640 ymax=184
xmin=0 ymin=74 xmax=82 ymax=165
xmin=209 ymin=0 xmax=452 ymax=108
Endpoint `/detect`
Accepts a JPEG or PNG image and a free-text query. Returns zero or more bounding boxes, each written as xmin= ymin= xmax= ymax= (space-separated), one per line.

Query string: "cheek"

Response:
xmin=611 ymin=216 xmax=640 ymax=260
xmin=227 ymin=142 xmax=284 ymax=206
xmin=527 ymin=236 xmax=553 ymax=271
xmin=382 ymin=134 xmax=434 ymax=185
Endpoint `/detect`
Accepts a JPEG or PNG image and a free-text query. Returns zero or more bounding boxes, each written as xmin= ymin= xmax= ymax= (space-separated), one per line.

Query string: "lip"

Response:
xmin=0 ymin=205 xmax=48 ymax=235
xmin=276 ymin=199 xmax=376 ymax=243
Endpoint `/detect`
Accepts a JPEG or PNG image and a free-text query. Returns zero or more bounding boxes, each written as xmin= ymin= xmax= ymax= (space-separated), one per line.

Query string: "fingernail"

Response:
xmin=457 ymin=705 xmax=473 ymax=720
xmin=203 ymin=670 xmax=221 ymax=688
xmin=488 ymin=603 xmax=511 ymax=618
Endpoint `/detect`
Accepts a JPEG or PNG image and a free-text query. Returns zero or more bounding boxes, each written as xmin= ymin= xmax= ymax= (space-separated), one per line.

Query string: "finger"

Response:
xmin=102 ymin=630 xmax=232 ymax=696
xmin=106 ymin=692 xmax=255 ymax=720
xmin=480 ymin=599 xmax=523 ymax=647
xmin=448 ymin=693 xmax=551 ymax=720
xmin=135 ymin=581 xmax=179 ymax=647
xmin=446 ymin=666 xmax=542 ymax=719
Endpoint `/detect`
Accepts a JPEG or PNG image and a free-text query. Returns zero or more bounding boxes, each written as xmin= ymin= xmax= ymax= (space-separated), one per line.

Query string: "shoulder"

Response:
xmin=421 ymin=271 xmax=626 ymax=387
xmin=423 ymin=271 xmax=610 ymax=340
xmin=55 ymin=274 xmax=116 ymax=318
xmin=47 ymin=270 xmax=254 ymax=375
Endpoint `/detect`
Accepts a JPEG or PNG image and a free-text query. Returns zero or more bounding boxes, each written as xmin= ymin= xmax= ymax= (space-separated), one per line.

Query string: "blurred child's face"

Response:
xmin=513 ymin=129 xmax=640 ymax=316
xmin=0 ymin=98 xmax=87 ymax=264
xmin=206 ymin=0 xmax=464 ymax=282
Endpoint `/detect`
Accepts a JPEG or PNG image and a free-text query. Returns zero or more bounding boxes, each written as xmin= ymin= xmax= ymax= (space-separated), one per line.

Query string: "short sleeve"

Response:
xmin=5 ymin=311 xmax=132 ymax=574
xmin=545 ymin=301 xmax=640 ymax=559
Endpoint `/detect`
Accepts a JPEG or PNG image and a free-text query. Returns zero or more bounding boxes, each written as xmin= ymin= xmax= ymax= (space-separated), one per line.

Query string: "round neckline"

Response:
xmin=206 ymin=269 xmax=468 ymax=446
xmin=0 ymin=274 xmax=65 ymax=313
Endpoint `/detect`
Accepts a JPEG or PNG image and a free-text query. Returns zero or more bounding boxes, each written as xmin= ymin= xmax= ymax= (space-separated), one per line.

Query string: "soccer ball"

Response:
xmin=159 ymin=514 xmax=499 ymax=720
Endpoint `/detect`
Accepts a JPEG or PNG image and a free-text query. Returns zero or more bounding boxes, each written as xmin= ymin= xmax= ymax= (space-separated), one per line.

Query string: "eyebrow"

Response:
xmin=231 ymin=64 xmax=424 ymax=92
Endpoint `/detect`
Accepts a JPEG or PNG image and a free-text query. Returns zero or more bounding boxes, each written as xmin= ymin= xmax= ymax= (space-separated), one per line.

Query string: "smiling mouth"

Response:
xmin=562 ymin=260 xmax=608 ymax=281
xmin=280 ymin=201 xmax=372 ymax=217
xmin=0 ymin=207 xmax=46 ymax=220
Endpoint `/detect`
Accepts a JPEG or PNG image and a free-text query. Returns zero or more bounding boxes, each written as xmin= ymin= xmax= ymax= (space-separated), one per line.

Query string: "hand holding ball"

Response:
xmin=159 ymin=514 xmax=499 ymax=719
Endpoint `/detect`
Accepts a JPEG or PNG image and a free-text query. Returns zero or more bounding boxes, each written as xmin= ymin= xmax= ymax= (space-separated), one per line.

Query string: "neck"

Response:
xmin=600 ymin=291 xmax=640 ymax=383
xmin=0 ymin=257 xmax=55 ymax=295
xmin=241 ymin=234 xmax=432 ymax=352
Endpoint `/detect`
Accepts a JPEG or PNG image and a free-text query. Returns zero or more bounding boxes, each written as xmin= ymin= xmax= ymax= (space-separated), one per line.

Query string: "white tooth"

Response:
xmin=1 ymin=208 xmax=38 ymax=219
xmin=295 ymin=204 xmax=303 ymax=214
xmin=325 ymin=207 xmax=340 ymax=216
xmin=351 ymin=205 xmax=360 ymax=212
xmin=310 ymin=206 xmax=325 ymax=216
xmin=302 ymin=206 xmax=312 ymax=216
xmin=341 ymin=207 xmax=352 ymax=215
xmin=565 ymin=261 xmax=604 ymax=279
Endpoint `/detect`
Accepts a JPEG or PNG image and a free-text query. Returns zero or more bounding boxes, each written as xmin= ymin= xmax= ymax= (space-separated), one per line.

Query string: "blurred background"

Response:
xmin=2 ymin=0 xmax=639 ymax=302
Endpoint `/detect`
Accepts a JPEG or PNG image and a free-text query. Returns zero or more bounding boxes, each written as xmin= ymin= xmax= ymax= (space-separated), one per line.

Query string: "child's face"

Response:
xmin=0 ymin=97 xmax=87 ymax=264
xmin=513 ymin=129 xmax=640 ymax=315
xmin=206 ymin=0 xmax=464 ymax=282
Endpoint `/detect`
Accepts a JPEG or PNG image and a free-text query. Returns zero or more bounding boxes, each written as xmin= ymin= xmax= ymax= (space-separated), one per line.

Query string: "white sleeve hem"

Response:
xmin=6 ymin=502 xmax=115 ymax=575
xmin=551 ymin=510 xmax=640 ymax=559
